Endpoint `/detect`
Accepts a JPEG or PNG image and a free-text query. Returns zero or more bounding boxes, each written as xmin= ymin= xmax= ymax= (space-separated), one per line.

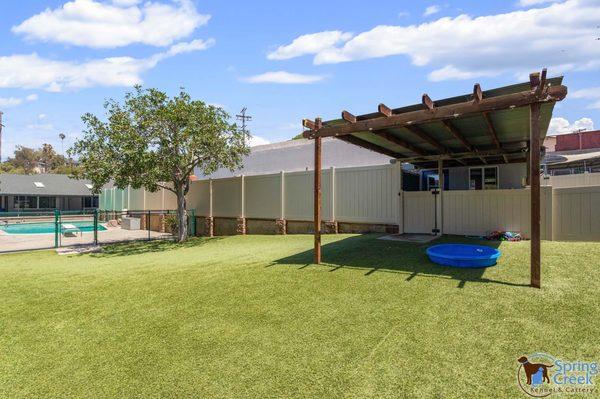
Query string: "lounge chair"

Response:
xmin=61 ymin=224 xmax=81 ymax=237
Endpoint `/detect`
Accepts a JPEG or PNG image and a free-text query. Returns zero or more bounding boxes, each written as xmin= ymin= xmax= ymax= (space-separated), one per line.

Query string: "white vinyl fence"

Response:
xmin=185 ymin=165 xmax=401 ymax=224
xmin=100 ymin=164 xmax=600 ymax=241
xmin=100 ymin=185 xmax=177 ymax=211
xmin=542 ymin=172 xmax=600 ymax=188
xmin=552 ymin=186 xmax=600 ymax=241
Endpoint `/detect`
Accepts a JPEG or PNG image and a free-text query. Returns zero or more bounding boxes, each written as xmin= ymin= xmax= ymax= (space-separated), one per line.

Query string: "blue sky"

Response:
xmin=1 ymin=0 xmax=599 ymax=160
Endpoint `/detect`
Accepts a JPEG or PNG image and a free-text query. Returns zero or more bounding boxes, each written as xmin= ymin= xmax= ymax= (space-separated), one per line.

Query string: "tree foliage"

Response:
xmin=0 ymin=144 xmax=74 ymax=174
xmin=70 ymin=86 xmax=250 ymax=241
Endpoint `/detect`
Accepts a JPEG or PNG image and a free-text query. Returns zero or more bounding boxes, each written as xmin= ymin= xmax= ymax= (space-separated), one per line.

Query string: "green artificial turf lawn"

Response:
xmin=0 ymin=234 xmax=598 ymax=398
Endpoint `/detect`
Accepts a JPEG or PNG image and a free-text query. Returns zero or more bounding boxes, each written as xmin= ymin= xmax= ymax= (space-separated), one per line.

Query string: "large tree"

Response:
xmin=70 ymin=87 xmax=249 ymax=242
xmin=0 ymin=144 xmax=70 ymax=174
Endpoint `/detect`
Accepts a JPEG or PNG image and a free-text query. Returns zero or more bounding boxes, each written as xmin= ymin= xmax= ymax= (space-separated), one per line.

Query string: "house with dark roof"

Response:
xmin=0 ymin=174 xmax=98 ymax=212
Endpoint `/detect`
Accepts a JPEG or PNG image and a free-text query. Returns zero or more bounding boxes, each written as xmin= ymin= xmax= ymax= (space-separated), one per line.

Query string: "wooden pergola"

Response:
xmin=302 ymin=69 xmax=567 ymax=288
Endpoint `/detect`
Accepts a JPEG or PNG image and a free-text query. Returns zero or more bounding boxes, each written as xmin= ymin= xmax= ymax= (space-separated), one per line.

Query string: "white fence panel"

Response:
xmin=442 ymin=188 xmax=552 ymax=239
xmin=335 ymin=165 xmax=396 ymax=224
xmin=404 ymin=191 xmax=435 ymax=234
xmin=553 ymin=186 xmax=600 ymax=241
xmin=187 ymin=180 xmax=210 ymax=215
xmin=212 ymin=177 xmax=242 ymax=217
xmin=144 ymin=189 xmax=163 ymax=211
xmin=129 ymin=187 xmax=145 ymax=210
xmin=542 ymin=172 xmax=600 ymax=188
xmin=245 ymin=174 xmax=282 ymax=219
xmin=284 ymin=171 xmax=313 ymax=221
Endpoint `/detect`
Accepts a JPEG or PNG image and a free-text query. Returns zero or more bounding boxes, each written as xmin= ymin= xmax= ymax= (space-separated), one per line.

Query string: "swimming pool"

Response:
xmin=0 ymin=221 xmax=107 ymax=235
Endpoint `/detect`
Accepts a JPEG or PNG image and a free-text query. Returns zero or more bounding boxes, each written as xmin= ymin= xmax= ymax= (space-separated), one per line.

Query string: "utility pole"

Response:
xmin=0 ymin=111 xmax=4 ymax=163
xmin=236 ymin=107 xmax=252 ymax=133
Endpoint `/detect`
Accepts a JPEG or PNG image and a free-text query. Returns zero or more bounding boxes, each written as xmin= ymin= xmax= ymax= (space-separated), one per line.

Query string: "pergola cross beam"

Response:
xmin=483 ymin=112 xmax=508 ymax=163
xmin=302 ymin=85 xmax=567 ymax=139
xmin=338 ymin=134 xmax=405 ymax=159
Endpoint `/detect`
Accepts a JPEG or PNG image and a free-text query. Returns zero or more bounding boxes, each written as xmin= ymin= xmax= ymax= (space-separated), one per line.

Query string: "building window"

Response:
xmin=484 ymin=167 xmax=498 ymax=190
xmin=13 ymin=196 xmax=37 ymax=209
xmin=83 ymin=196 xmax=98 ymax=208
xmin=38 ymin=196 xmax=56 ymax=209
xmin=469 ymin=167 xmax=498 ymax=190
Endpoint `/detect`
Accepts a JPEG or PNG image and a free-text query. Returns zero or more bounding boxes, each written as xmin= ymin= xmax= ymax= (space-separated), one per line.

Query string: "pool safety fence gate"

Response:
xmin=0 ymin=209 xmax=196 ymax=253
xmin=54 ymin=209 xmax=99 ymax=248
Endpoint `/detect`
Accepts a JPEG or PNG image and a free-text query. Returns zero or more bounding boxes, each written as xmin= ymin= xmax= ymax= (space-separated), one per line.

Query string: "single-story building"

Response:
xmin=0 ymin=174 xmax=98 ymax=212
xmin=552 ymin=129 xmax=600 ymax=151
xmin=197 ymin=137 xmax=394 ymax=179
xmin=543 ymin=148 xmax=600 ymax=175
xmin=542 ymin=130 xmax=600 ymax=175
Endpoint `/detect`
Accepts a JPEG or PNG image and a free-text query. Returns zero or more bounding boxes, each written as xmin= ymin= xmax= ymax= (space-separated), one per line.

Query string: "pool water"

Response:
xmin=0 ymin=221 xmax=107 ymax=235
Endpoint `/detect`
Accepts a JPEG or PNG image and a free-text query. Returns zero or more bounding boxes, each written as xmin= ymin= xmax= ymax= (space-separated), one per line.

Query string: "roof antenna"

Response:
xmin=236 ymin=107 xmax=252 ymax=134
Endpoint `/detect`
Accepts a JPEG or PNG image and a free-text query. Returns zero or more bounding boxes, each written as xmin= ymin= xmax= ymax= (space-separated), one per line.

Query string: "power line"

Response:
xmin=236 ymin=107 xmax=252 ymax=133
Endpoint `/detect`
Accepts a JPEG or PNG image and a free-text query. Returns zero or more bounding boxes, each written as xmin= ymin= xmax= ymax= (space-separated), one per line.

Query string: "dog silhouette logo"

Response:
xmin=517 ymin=352 xmax=598 ymax=397
xmin=518 ymin=356 xmax=553 ymax=385
xmin=516 ymin=353 xmax=556 ymax=397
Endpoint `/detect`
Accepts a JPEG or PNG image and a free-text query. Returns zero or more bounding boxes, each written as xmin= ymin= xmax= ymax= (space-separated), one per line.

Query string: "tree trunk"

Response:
xmin=176 ymin=184 xmax=188 ymax=242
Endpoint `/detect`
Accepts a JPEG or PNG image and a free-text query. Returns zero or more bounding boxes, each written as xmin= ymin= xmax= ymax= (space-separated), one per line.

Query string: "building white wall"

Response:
xmin=448 ymin=163 xmax=526 ymax=190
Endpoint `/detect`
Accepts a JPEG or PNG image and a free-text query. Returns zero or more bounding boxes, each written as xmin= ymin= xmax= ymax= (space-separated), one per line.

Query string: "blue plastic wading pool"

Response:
xmin=426 ymin=244 xmax=501 ymax=268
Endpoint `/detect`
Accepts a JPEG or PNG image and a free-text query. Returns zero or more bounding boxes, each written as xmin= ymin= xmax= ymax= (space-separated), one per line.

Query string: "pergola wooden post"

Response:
xmin=529 ymin=70 xmax=545 ymax=288
xmin=530 ymin=102 xmax=542 ymax=288
xmin=313 ymin=118 xmax=323 ymax=264
xmin=437 ymin=159 xmax=444 ymax=235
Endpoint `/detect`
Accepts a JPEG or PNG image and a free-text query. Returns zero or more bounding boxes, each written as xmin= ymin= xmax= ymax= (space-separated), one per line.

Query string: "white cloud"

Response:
xmin=0 ymin=97 xmax=24 ymax=107
xmin=0 ymin=39 xmax=213 ymax=91
xmin=274 ymin=0 xmax=600 ymax=82
xmin=267 ymin=31 xmax=353 ymax=60
xmin=518 ymin=0 xmax=563 ymax=6
xmin=26 ymin=123 xmax=54 ymax=131
xmin=548 ymin=117 xmax=595 ymax=135
xmin=38 ymin=113 xmax=47 ymax=120
xmin=112 ymin=0 xmax=141 ymax=6
xmin=428 ymin=65 xmax=499 ymax=82
xmin=12 ymin=0 xmax=210 ymax=49
xmin=242 ymin=71 xmax=325 ymax=84
xmin=570 ymin=86 xmax=600 ymax=109
xmin=398 ymin=11 xmax=410 ymax=18
xmin=0 ymin=94 xmax=39 ymax=107
xmin=248 ymin=135 xmax=270 ymax=147
xmin=423 ymin=5 xmax=441 ymax=16
xmin=165 ymin=38 xmax=214 ymax=56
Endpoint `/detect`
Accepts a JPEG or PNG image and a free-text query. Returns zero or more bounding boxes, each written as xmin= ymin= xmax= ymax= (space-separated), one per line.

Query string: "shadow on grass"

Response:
xmin=274 ymin=234 xmax=528 ymax=289
xmin=91 ymin=237 xmax=223 ymax=258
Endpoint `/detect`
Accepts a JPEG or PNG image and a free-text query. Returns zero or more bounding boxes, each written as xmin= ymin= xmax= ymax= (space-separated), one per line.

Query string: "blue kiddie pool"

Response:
xmin=426 ymin=244 xmax=501 ymax=268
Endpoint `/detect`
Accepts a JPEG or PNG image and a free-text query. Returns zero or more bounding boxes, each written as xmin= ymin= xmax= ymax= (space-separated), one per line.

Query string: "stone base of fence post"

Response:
xmin=204 ymin=216 xmax=214 ymax=237
xmin=323 ymin=220 xmax=338 ymax=234
xmin=276 ymin=219 xmax=287 ymax=235
xmin=160 ymin=214 xmax=166 ymax=233
xmin=236 ymin=217 xmax=247 ymax=235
